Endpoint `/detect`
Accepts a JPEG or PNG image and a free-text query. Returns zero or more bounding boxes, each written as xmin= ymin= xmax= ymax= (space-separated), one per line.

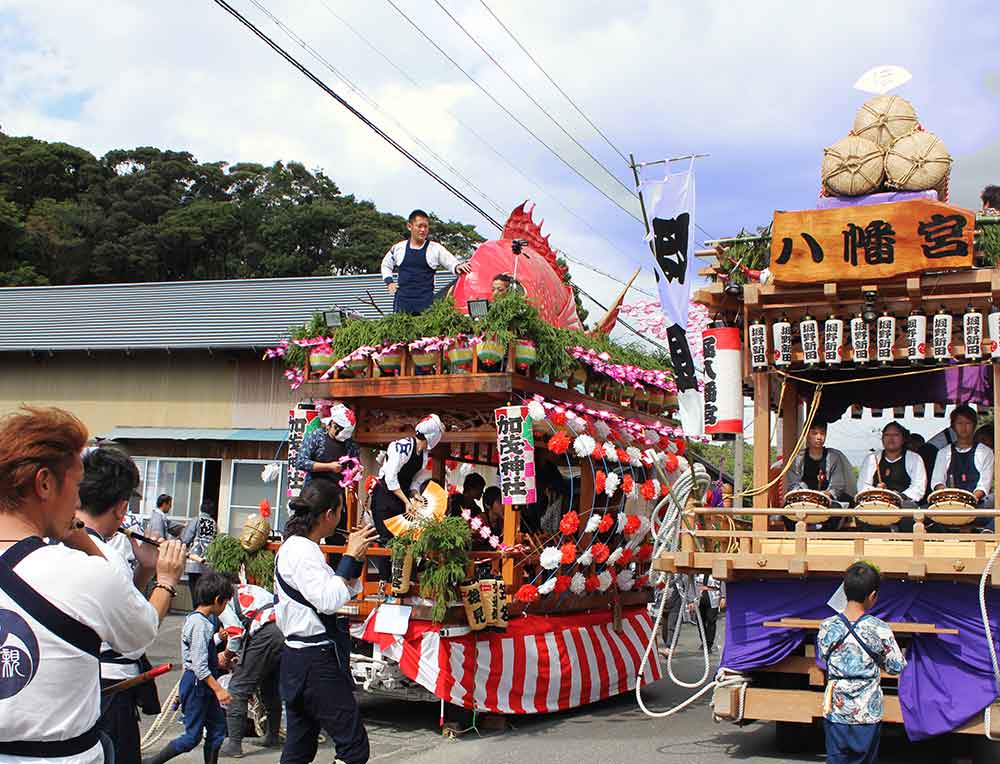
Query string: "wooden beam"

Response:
xmin=763 ymin=617 xmax=958 ymax=635
xmin=781 ymin=379 xmax=799 ymax=467
xmin=752 ymin=372 xmax=771 ymax=552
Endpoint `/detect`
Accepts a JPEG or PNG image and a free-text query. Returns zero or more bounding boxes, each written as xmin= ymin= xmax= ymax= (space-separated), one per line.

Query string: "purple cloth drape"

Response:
xmin=721 ymin=579 xmax=1000 ymax=740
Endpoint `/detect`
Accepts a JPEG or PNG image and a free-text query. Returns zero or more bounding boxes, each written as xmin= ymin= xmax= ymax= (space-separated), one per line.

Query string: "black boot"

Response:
xmin=143 ymin=742 xmax=184 ymax=764
xmin=204 ymin=745 xmax=221 ymax=764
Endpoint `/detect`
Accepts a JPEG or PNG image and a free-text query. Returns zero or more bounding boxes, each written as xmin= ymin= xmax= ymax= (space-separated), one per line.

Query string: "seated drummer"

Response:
xmin=856 ymin=421 xmax=927 ymax=514
xmin=786 ymin=422 xmax=853 ymax=504
xmin=930 ymin=405 xmax=994 ymax=512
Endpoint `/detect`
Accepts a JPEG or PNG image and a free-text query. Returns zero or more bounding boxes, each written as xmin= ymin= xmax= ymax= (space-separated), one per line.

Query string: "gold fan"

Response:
xmin=383 ymin=480 xmax=448 ymax=538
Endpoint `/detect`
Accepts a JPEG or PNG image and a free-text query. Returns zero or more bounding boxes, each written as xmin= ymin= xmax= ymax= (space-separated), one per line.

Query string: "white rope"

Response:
xmin=140 ymin=679 xmax=181 ymax=751
xmin=979 ymin=541 xmax=1000 ymax=740
xmin=634 ymin=463 xmax=752 ymax=717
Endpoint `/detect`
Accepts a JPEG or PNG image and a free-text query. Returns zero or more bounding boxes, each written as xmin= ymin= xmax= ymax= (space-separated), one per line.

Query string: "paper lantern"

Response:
xmin=932 ymin=309 xmax=953 ymax=362
xmin=989 ymin=306 xmax=1000 ymax=361
xmin=702 ymin=325 xmax=743 ymax=439
xmin=850 ymin=314 xmax=871 ymax=365
xmin=875 ymin=313 xmax=896 ymax=365
xmin=823 ymin=316 xmax=844 ymax=366
xmin=799 ymin=315 xmax=820 ymax=366
xmin=906 ymin=310 xmax=926 ymax=365
xmin=963 ymin=306 xmax=983 ymax=360
xmin=772 ymin=316 xmax=791 ymax=368
xmin=748 ymin=318 xmax=768 ymax=370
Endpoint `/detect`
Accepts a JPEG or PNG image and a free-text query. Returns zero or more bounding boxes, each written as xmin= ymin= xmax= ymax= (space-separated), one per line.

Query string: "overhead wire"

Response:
xmin=313 ymin=0 xmax=657 ymax=299
xmin=245 ymin=0 xmax=507 ymax=220
xmin=211 ymin=0 xmax=668 ymax=350
xmin=209 ymin=0 xmax=504 ymax=231
xmin=430 ymin=0 xmax=636 ymax=202
xmin=382 ymin=0 xmax=641 ymax=222
xmin=477 ymin=0 xmax=629 ymax=165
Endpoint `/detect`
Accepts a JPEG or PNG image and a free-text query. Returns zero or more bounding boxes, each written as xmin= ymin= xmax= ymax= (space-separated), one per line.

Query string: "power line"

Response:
xmin=431 ymin=0 xmax=635 ymax=202
xmin=382 ymin=0 xmax=641 ymax=222
xmin=477 ymin=0 xmax=629 ymax=165
xmin=246 ymin=0 xmax=507 ymax=220
xmin=211 ymin=0 xmax=664 ymax=341
xmin=313 ymin=0 xmax=657 ymax=300
xmin=210 ymin=0 xmax=504 ymax=231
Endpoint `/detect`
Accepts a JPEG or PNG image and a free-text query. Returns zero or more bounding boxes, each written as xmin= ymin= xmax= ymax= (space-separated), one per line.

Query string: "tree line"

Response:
xmin=0 ymin=131 xmax=484 ymax=287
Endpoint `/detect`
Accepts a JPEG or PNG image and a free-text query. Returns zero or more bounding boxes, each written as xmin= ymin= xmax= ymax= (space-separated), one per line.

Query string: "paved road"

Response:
xmin=138 ymin=614 xmax=1000 ymax=764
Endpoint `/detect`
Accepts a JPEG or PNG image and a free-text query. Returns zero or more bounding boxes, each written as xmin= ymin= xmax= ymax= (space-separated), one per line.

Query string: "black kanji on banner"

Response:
xmin=651 ymin=214 xmax=690 ymax=284
xmin=666 ymin=323 xmax=697 ymax=392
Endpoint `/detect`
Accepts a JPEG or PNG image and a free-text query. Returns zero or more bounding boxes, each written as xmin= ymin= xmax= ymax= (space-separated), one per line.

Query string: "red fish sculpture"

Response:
xmin=450 ymin=202 xmax=584 ymax=331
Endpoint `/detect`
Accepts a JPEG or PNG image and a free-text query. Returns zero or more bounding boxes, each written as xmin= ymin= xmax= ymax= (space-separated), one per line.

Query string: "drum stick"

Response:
xmin=101 ymin=663 xmax=174 ymax=696
xmin=118 ymin=527 xmax=206 ymax=564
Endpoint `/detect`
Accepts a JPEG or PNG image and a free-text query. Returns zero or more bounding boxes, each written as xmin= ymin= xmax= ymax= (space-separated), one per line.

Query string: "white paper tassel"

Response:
xmin=539 ymin=547 xmax=563 ymax=570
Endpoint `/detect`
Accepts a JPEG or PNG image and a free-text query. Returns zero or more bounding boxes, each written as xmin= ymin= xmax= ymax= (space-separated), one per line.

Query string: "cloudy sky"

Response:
xmin=2 ymin=0 xmax=999 ymax=458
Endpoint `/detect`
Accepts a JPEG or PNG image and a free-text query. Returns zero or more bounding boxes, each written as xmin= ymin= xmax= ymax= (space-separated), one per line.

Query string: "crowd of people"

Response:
xmin=0 ymin=406 xmax=379 ymax=764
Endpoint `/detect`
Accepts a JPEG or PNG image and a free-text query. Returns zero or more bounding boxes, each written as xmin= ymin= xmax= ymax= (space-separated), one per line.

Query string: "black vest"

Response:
xmin=802 ymin=449 xmax=829 ymax=491
xmin=877 ymin=453 xmax=910 ymax=494
xmin=947 ymin=445 xmax=980 ymax=492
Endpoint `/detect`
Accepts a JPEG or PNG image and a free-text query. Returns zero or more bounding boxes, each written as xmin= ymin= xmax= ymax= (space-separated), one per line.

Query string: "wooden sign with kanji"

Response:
xmin=770 ymin=200 xmax=975 ymax=284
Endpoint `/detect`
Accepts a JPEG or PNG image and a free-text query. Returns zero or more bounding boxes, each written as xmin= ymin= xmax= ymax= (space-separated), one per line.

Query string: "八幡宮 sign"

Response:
xmin=770 ymin=200 xmax=974 ymax=284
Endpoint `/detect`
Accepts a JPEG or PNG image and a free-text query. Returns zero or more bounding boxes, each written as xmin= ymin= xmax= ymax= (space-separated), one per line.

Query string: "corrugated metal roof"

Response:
xmin=0 ymin=273 xmax=455 ymax=352
xmin=104 ymin=427 xmax=287 ymax=441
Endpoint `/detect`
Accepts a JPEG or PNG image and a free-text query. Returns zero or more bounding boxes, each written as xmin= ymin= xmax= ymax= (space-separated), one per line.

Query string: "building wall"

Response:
xmin=0 ymin=350 xmax=299 ymax=433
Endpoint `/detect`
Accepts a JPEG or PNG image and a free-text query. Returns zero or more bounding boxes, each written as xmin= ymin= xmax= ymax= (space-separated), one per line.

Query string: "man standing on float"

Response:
xmin=381 ymin=210 xmax=471 ymax=315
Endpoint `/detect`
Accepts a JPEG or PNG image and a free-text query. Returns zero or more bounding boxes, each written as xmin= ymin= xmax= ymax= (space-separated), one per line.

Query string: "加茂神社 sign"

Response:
xmin=769 ymin=200 xmax=974 ymax=284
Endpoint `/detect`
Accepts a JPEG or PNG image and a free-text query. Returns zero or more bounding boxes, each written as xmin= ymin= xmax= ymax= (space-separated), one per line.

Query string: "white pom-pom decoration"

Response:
xmin=616 ymin=514 xmax=627 ymax=533
xmin=593 ymin=420 xmax=611 ymax=440
xmin=528 ymin=400 xmax=547 ymax=422
xmin=606 ymin=547 xmax=623 ymax=566
xmin=570 ymin=572 xmax=587 ymax=595
xmin=626 ymin=447 xmax=644 ymax=467
xmin=539 ymin=547 xmax=563 ymax=570
xmin=603 ymin=442 xmax=618 ymax=461
xmin=604 ymin=472 xmax=620 ymax=497
xmin=585 ymin=514 xmax=602 ymax=533
xmin=261 ymin=462 xmax=282 ymax=484
xmin=567 ymin=416 xmax=587 ymax=434
xmin=577 ymin=550 xmax=593 ymax=567
xmin=597 ymin=571 xmax=613 ymax=592
xmin=537 ymin=577 xmax=557 ymax=595
xmin=573 ymin=434 xmax=596 ymax=458
xmin=617 ymin=570 xmax=635 ymax=591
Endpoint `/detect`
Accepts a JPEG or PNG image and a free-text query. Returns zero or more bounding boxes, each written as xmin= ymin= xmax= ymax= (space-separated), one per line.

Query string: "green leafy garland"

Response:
xmin=204 ymin=534 xmax=275 ymax=591
xmin=389 ymin=517 xmax=471 ymax=622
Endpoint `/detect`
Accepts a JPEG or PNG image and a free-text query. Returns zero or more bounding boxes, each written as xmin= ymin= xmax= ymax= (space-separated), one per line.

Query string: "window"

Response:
xmin=129 ymin=457 xmax=206 ymax=521
xmin=228 ymin=461 xmax=290 ymax=536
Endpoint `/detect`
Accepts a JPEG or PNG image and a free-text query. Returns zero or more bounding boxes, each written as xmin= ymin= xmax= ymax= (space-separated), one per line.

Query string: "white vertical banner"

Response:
xmin=639 ymin=159 xmax=699 ymax=330
xmin=639 ymin=158 xmax=703 ymax=435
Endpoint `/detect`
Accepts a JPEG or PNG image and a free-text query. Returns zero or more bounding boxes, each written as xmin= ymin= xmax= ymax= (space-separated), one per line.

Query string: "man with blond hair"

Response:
xmin=0 ymin=407 xmax=185 ymax=764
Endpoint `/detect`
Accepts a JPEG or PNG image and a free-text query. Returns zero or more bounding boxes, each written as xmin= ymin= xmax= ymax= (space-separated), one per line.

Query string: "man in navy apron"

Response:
xmin=380 ymin=209 xmax=471 ymax=315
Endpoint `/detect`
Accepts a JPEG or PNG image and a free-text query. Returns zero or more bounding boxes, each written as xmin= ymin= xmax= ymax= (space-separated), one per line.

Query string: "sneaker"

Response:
xmin=219 ymin=740 xmax=243 ymax=759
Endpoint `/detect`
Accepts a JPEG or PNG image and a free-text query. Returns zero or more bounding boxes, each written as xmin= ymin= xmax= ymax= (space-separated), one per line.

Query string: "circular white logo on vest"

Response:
xmin=0 ymin=609 xmax=40 ymax=699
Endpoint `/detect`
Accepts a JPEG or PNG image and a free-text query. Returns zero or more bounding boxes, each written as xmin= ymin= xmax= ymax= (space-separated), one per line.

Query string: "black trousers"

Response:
xmin=227 ymin=622 xmax=283 ymax=743
xmin=698 ymin=592 xmax=720 ymax=649
xmin=280 ymin=645 xmax=369 ymax=764
xmin=98 ymin=680 xmax=142 ymax=764
xmin=660 ymin=590 xmax=684 ymax=644
xmin=187 ymin=573 xmax=202 ymax=607
xmin=371 ymin=483 xmax=405 ymax=580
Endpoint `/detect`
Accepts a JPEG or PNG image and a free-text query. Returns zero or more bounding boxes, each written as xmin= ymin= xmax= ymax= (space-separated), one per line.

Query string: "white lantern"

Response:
xmin=989 ymin=306 xmax=1000 ymax=361
xmin=748 ymin=319 xmax=769 ymax=370
xmin=906 ymin=311 xmax=926 ymax=365
xmin=932 ymin=309 xmax=953 ymax=362
xmin=875 ymin=313 xmax=896 ymax=365
xmin=772 ymin=316 xmax=792 ymax=368
xmin=823 ymin=316 xmax=844 ymax=366
xmin=850 ymin=314 xmax=870 ymax=365
xmin=799 ymin=314 xmax=820 ymax=366
xmin=963 ymin=306 xmax=983 ymax=360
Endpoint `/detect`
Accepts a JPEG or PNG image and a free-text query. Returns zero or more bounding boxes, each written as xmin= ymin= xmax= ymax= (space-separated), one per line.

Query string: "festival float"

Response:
xmin=264 ymin=204 xmax=699 ymax=716
xmin=649 ymin=93 xmax=1000 ymax=747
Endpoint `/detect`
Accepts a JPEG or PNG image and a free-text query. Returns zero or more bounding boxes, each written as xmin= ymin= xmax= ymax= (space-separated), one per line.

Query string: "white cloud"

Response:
xmin=0 ymin=0 xmax=997 ymax=313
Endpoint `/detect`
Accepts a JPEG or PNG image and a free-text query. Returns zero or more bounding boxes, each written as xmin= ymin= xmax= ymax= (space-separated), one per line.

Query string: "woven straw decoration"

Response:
xmin=853 ymin=95 xmax=919 ymax=147
xmin=822 ymin=135 xmax=885 ymax=197
xmin=884 ymin=130 xmax=952 ymax=192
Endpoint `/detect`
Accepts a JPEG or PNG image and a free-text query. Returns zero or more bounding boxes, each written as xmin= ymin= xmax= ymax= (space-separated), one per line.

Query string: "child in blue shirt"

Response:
xmin=143 ymin=572 xmax=233 ymax=764
xmin=818 ymin=562 xmax=906 ymax=764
